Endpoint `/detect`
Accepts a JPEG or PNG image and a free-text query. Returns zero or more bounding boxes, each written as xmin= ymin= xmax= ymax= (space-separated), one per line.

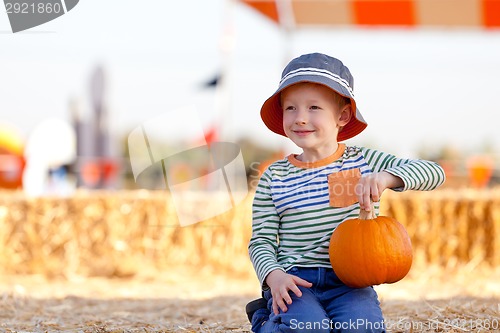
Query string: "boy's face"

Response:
xmin=281 ymin=83 xmax=351 ymax=157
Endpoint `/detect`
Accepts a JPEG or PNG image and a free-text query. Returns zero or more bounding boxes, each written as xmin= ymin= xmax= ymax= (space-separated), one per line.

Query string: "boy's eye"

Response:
xmin=310 ymin=105 xmax=320 ymax=110
xmin=284 ymin=106 xmax=295 ymax=111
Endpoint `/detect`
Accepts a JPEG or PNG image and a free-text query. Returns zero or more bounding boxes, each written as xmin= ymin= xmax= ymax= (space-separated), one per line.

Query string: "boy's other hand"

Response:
xmin=357 ymin=171 xmax=404 ymax=211
xmin=265 ymin=269 xmax=313 ymax=315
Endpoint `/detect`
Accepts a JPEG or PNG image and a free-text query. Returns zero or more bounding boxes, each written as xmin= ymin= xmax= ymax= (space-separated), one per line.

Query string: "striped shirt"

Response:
xmin=248 ymin=143 xmax=445 ymax=288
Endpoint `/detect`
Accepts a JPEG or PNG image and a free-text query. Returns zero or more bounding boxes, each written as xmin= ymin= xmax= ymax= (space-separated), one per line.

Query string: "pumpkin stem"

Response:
xmin=359 ymin=201 xmax=376 ymax=220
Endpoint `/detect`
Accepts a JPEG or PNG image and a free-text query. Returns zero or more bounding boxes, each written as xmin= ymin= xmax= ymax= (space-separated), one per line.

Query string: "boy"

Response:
xmin=247 ymin=53 xmax=445 ymax=333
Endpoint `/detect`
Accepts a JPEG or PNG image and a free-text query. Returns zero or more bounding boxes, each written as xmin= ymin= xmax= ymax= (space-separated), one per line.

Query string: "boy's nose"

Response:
xmin=294 ymin=110 xmax=308 ymax=125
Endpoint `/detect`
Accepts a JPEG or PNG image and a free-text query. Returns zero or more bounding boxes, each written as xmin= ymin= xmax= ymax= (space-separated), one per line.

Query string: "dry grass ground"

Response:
xmin=1 ymin=189 xmax=500 ymax=332
xmin=1 ymin=265 xmax=500 ymax=332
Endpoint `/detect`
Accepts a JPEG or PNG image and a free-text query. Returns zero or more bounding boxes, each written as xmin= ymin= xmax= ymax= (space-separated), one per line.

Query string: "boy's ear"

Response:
xmin=338 ymin=105 xmax=352 ymax=126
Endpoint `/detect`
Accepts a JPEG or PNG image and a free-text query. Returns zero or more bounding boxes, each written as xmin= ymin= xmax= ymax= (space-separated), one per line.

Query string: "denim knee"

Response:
xmin=329 ymin=294 xmax=385 ymax=333
xmin=322 ymin=278 xmax=385 ymax=333
xmin=252 ymin=288 xmax=331 ymax=333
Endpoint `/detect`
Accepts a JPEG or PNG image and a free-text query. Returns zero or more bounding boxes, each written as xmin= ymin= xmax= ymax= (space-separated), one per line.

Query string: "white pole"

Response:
xmin=216 ymin=0 xmax=237 ymax=143
xmin=276 ymin=0 xmax=295 ymax=64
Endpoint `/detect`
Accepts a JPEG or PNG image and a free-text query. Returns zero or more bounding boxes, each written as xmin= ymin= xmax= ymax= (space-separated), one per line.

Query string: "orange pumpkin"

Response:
xmin=329 ymin=207 xmax=413 ymax=288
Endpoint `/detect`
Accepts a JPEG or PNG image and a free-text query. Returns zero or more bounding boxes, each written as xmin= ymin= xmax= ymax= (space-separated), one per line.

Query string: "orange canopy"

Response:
xmin=241 ymin=0 xmax=500 ymax=28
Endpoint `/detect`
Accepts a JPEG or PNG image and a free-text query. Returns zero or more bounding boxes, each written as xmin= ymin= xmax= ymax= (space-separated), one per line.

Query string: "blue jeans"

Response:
xmin=251 ymin=267 xmax=385 ymax=333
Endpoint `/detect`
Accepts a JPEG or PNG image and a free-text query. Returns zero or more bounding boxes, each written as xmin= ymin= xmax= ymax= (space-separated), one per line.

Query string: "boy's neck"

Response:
xmin=296 ymin=143 xmax=340 ymax=163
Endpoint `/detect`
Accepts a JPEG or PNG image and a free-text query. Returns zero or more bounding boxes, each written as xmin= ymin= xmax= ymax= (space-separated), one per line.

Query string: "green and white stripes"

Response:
xmin=248 ymin=145 xmax=445 ymax=288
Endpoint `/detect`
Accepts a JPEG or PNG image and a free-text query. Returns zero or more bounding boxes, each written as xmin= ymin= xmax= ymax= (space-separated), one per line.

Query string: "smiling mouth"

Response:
xmin=293 ymin=130 xmax=314 ymax=136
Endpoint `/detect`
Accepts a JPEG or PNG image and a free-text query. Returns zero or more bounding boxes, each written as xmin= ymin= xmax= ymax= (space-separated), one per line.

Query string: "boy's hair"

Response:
xmin=331 ymin=89 xmax=351 ymax=110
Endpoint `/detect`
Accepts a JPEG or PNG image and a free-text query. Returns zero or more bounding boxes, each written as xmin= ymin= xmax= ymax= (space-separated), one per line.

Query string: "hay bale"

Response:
xmin=0 ymin=188 xmax=499 ymax=278
xmin=381 ymin=188 xmax=500 ymax=269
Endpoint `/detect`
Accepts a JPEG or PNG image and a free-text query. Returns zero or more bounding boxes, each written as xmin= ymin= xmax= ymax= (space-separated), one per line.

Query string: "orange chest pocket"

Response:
xmin=328 ymin=168 xmax=361 ymax=207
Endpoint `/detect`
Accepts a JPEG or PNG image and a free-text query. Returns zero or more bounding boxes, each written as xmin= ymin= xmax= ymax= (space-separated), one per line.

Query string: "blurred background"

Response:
xmin=1 ymin=0 xmax=500 ymax=193
xmin=1 ymin=1 xmax=500 ymax=331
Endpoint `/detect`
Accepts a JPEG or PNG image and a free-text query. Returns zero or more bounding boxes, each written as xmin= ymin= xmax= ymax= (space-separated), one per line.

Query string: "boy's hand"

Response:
xmin=357 ymin=171 xmax=404 ymax=211
xmin=265 ymin=269 xmax=312 ymax=315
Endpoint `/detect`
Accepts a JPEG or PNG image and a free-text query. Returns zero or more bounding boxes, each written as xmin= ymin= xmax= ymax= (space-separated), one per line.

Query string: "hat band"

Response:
xmin=279 ymin=67 xmax=354 ymax=97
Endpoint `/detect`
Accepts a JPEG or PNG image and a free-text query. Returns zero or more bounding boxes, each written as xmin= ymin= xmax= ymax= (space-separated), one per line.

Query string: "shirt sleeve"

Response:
xmin=361 ymin=147 xmax=446 ymax=192
xmin=248 ymin=170 xmax=285 ymax=289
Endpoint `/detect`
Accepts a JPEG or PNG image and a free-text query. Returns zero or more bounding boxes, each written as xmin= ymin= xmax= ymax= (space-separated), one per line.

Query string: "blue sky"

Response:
xmin=1 ymin=0 xmax=500 ymax=158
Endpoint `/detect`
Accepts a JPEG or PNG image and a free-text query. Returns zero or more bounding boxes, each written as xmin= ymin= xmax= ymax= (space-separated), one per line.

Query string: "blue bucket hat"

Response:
xmin=260 ymin=53 xmax=367 ymax=142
